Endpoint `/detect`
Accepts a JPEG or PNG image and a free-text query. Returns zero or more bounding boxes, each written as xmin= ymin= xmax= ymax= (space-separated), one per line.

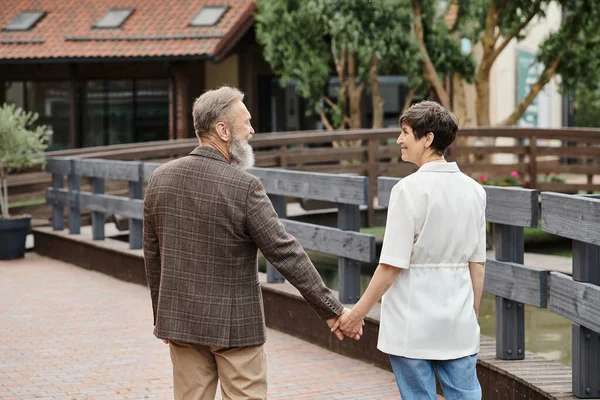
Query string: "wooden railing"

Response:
xmin=44 ymin=158 xmax=377 ymax=304
xmin=379 ymin=178 xmax=600 ymax=399
xmin=11 ymin=127 xmax=600 ymax=222
xmin=42 ymin=158 xmax=600 ymax=398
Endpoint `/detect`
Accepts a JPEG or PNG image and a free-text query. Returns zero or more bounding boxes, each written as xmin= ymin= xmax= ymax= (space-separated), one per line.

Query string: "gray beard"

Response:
xmin=229 ymin=137 xmax=255 ymax=170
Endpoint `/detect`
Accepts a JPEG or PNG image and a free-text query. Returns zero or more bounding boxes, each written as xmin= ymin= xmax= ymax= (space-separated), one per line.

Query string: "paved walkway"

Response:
xmin=0 ymin=254 xmax=399 ymax=400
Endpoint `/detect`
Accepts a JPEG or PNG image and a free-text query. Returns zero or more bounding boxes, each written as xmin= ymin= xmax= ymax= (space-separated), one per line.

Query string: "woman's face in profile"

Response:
xmin=397 ymin=124 xmax=424 ymax=165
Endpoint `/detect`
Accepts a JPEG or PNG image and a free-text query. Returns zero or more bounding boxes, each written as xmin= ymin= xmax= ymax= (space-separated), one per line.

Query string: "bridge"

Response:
xmin=2 ymin=155 xmax=599 ymax=399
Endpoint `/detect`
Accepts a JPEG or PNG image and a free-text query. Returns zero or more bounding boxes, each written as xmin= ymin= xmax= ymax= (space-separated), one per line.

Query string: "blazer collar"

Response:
xmin=417 ymin=161 xmax=460 ymax=173
xmin=189 ymin=146 xmax=230 ymax=164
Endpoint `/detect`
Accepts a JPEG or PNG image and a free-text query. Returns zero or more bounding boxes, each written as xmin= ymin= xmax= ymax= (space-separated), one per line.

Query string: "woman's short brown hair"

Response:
xmin=399 ymin=101 xmax=459 ymax=154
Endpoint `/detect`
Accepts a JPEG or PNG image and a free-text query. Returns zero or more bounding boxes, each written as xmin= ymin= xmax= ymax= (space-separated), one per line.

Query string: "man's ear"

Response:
xmin=215 ymin=122 xmax=231 ymax=142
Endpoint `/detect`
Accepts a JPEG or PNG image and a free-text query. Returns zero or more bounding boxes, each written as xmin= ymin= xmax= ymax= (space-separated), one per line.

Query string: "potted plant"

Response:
xmin=0 ymin=103 xmax=50 ymax=260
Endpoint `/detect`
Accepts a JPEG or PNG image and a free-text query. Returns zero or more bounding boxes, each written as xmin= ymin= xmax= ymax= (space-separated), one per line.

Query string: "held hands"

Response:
xmin=327 ymin=308 xmax=365 ymax=341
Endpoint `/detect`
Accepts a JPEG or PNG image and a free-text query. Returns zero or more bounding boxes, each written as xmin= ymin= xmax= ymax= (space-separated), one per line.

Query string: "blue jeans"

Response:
xmin=389 ymin=354 xmax=481 ymax=400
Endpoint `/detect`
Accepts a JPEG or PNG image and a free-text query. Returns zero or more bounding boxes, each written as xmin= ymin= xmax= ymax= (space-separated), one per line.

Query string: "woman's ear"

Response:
xmin=425 ymin=132 xmax=435 ymax=148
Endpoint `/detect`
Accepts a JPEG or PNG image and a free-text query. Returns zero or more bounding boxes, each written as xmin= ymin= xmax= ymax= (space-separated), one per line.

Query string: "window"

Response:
xmin=4 ymin=11 xmax=46 ymax=31
xmin=94 ymin=8 xmax=134 ymax=29
xmin=190 ymin=6 xmax=227 ymax=27
xmin=82 ymin=79 xmax=169 ymax=148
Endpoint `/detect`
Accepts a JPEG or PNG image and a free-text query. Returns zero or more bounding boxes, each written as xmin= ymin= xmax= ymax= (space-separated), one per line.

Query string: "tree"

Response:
xmin=437 ymin=0 xmax=600 ymax=126
xmin=256 ymin=0 xmax=422 ymax=130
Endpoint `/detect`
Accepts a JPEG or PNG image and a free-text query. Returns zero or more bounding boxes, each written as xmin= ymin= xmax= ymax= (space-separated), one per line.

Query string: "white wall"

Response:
xmin=490 ymin=2 xmax=563 ymax=128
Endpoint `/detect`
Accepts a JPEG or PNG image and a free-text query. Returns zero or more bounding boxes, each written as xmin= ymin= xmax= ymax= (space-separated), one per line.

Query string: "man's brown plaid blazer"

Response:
xmin=143 ymin=147 xmax=343 ymax=348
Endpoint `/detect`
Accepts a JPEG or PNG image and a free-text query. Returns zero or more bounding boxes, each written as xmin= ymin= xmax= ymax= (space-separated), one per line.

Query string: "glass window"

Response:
xmin=25 ymin=81 xmax=71 ymax=151
xmin=4 ymin=81 xmax=25 ymax=108
xmin=107 ymin=80 xmax=133 ymax=145
xmin=5 ymin=11 xmax=46 ymax=31
xmin=94 ymin=9 xmax=134 ymax=29
xmin=135 ymin=80 xmax=169 ymax=142
xmin=83 ymin=81 xmax=107 ymax=147
xmin=190 ymin=6 xmax=227 ymax=27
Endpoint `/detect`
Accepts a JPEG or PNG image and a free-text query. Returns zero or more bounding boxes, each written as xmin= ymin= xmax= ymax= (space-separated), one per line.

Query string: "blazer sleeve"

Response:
xmin=246 ymin=177 xmax=344 ymax=319
xmin=143 ymin=189 xmax=161 ymax=326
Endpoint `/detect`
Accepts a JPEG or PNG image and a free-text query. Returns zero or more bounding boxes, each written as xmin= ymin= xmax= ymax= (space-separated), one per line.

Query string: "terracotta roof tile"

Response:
xmin=0 ymin=0 xmax=255 ymax=61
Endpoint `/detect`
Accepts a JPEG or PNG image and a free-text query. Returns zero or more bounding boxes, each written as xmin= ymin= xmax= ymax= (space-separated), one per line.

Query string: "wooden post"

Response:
xmin=68 ymin=159 xmax=81 ymax=234
xmin=128 ymin=163 xmax=143 ymax=249
xmin=338 ymin=203 xmax=361 ymax=303
xmin=529 ymin=136 xmax=538 ymax=189
xmin=367 ymin=139 xmax=377 ymax=228
xmin=494 ymin=223 xmax=525 ymax=360
xmin=91 ymin=177 xmax=105 ymax=240
xmin=51 ymin=173 xmax=65 ymax=231
xmin=266 ymin=194 xmax=286 ymax=283
xmin=586 ymin=142 xmax=593 ymax=194
xmin=572 ymin=240 xmax=600 ymax=398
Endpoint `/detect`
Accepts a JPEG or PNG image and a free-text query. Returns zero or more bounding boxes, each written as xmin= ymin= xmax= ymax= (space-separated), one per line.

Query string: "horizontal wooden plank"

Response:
xmin=377 ymin=162 xmax=417 ymax=178
xmin=537 ymin=164 xmax=599 ymax=175
xmin=287 ymin=163 xmax=366 ymax=175
xmin=281 ymin=219 xmax=376 ymax=262
xmin=484 ymin=259 xmax=548 ymax=307
xmin=461 ymin=164 xmax=524 ymax=175
xmin=74 ymin=159 xmax=141 ymax=181
xmin=248 ymin=168 xmax=369 ymax=205
xmin=143 ymin=162 xmax=162 ymax=182
xmin=79 ymin=192 xmax=143 ymax=220
xmin=45 ymin=188 xmax=73 ymax=207
xmin=377 ymin=177 xmax=401 ymax=207
xmin=542 ymin=192 xmax=600 ymax=244
xmin=455 ymin=146 xmax=528 ymax=155
xmin=549 ymin=272 xmax=600 ymax=332
xmin=44 ymin=158 xmax=71 ymax=175
xmin=286 ymin=147 xmax=367 ymax=164
xmin=536 ymin=146 xmax=600 ymax=157
xmin=537 ymin=182 xmax=600 ymax=193
xmin=484 ymin=186 xmax=538 ymax=227
xmin=377 ymin=178 xmax=538 ymax=227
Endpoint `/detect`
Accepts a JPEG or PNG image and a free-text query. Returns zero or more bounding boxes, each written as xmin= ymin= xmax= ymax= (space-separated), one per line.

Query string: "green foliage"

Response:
xmin=0 ymin=103 xmax=49 ymax=217
xmin=573 ymin=86 xmax=600 ymax=127
xmin=255 ymin=0 xmax=473 ymax=122
xmin=420 ymin=0 xmax=476 ymax=83
xmin=255 ymin=0 xmax=330 ymax=113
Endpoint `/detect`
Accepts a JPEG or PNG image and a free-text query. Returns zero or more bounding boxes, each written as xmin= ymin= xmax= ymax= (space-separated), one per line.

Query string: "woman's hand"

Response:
xmin=332 ymin=308 xmax=364 ymax=339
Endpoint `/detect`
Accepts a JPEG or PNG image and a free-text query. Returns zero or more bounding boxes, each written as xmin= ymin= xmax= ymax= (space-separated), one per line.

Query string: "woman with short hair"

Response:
xmin=333 ymin=101 xmax=486 ymax=400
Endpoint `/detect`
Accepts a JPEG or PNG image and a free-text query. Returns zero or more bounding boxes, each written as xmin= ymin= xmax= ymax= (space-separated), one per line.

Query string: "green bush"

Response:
xmin=0 ymin=103 xmax=50 ymax=218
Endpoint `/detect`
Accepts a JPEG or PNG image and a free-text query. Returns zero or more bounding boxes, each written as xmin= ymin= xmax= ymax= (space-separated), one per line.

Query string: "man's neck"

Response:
xmin=199 ymin=136 xmax=231 ymax=163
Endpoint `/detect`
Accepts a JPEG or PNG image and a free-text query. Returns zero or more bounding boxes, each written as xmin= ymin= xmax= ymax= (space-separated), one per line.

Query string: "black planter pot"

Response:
xmin=0 ymin=215 xmax=31 ymax=260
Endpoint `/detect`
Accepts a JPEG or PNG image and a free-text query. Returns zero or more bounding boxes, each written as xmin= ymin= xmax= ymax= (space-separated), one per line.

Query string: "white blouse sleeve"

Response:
xmin=379 ymin=184 xmax=415 ymax=269
xmin=469 ymin=193 xmax=487 ymax=263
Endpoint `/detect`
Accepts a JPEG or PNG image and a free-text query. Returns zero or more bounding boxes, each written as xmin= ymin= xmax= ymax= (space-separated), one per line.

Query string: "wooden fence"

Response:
xmin=44 ymin=157 xmax=377 ymax=304
xmin=379 ymin=178 xmax=600 ymax=399
xmin=43 ymin=157 xmax=600 ymax=398
xmin=10 ymin=127 xmax=600 ymax=224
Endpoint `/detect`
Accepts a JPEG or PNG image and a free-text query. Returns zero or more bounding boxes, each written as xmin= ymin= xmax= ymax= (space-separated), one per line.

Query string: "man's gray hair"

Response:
xmin=192 ymin=86 xmax=244 ymax=139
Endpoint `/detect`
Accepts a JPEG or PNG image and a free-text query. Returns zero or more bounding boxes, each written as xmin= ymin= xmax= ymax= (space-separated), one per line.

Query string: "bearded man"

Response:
xmin=143 ymin=86 xmax=352 ymax=400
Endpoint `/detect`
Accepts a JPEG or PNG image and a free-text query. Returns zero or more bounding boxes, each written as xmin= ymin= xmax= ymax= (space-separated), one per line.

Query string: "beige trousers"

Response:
xmin=169 ymin=341 xmax=267 ymax=400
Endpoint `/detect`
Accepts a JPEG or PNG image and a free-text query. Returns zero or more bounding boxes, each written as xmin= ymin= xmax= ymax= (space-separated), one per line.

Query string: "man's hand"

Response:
xmin=329 ymin=308 xmax=364 ymax=340
xmin=327 ymin=315 xmax=345 ymax=341
xmin=331 ymin=308 xmax=364 ymax=339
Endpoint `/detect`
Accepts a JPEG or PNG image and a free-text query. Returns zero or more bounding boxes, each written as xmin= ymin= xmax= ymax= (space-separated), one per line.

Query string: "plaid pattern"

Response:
xmin=143 ymin=147 xmax=343 ymax=347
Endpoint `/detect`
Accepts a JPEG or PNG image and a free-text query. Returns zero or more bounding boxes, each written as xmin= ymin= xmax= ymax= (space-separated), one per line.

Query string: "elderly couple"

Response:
xmin=143 ymin=86 xmax=486 ymax=400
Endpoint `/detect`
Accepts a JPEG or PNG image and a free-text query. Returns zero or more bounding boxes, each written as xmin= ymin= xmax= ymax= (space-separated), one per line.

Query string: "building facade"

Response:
xmin=0 ymin=0 xmax=272 ymax=150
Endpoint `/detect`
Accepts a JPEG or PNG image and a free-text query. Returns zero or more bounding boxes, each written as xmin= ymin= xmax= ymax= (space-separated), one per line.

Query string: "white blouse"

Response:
xmin=378 ymin=161 xmax=487 ymax=360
